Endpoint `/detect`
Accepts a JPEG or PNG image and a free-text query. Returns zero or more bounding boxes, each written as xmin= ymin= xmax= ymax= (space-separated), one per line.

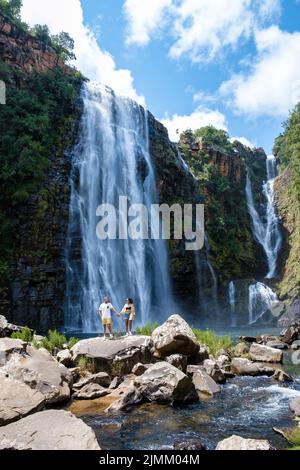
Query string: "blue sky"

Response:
xmin=21 ymin=0 xmax=300 ymax=153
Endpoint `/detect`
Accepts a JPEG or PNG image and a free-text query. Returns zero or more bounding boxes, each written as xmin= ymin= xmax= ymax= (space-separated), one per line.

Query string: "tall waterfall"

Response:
xmin=65 ymin=83 xmax=173 ymax=332
xmin=245 ymin=155 xmax=282 ymax=279
xmin=248 ymin=282 xmax=278 ymax=325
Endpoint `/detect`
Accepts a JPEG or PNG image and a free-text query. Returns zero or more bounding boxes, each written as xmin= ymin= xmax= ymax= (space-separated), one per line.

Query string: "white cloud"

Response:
xmin=220 ymin=26 xmax=300 ymax=116
xmin=161 ymin=107 xmax=228 ymax=142
xmin=230 ymin=136 xmax=255 ymax=148
xmin=124 ymin=0 xmax=281 ymax=62
xmin=193 ymin=90 xmax=217 ymax=104
xmin=21 ymin=0 xmax=144 ymax=104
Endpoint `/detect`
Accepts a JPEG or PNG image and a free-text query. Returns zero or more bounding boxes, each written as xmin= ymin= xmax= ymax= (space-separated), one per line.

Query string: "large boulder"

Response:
xmin=151 ymin=315 xmax=200 ymax=357
xmin=202 ymin=359 xmax=226 ymax=384
xmin=216 ymin=435 xmax=273 ymax=450
xmin=0 ymin=410 xmax=100 ymax=450
xmin=72 ymin=372 xmax=111 ymax=391
xmin=281 ymin=322 xmax=300 ymax=345
xmin=249 ymin=343 xmax=283 ymax=363
xmin=165 ymin=354 xmax=187 ymax=372
xmin=134 ymin=361 xmax=197 ymax=404
xmin=106 ymin=387 xmax=144 ymax=413
xmin=72 ymin=336 xmax=152 ymax=375
xmin=73 ymin=383 xmax=110 ymax=400
xmin=192 ymin=369 xmax=221 ymax=396
xmin=231 ymin=358 xmax=274 ymax=377
xmin=2 ymin=345 xmax=72 ymax=404
xmin=0 ymin=371 xmax=45 ymax=426
xmin=0 ymin=338 xmax=26 ymax=365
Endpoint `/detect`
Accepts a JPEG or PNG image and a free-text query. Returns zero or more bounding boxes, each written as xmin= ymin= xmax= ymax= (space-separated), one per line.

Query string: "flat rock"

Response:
xmin=0 ymin=371 xmax=45 ymax=426
xmin=266 ymin=341 xmax=288 ymax=350
xmin=192 ymin=369 xmax=221 ymax=396
xmin=135 ymin=361 xmax=197 ymax=404
xmin=216 ymin=435 xmax=273 ymax=450
xmin=2 ymin=345 xmax=72 ymax=404
xmin=106 ymin=386 xmax=144 ymax=413
xmin=231 ymin=358 xmax=274 ymax=377
xmin=151 ymin=315 xmax=200 ymax=357
xmin=290 ymin=397 xmax=300 ymax=417
xmin=249 ymin=343 xmax=283 ymax=363
xmin=73 ymin=383 xmax=110 ymax=400
xmin=73 ymin=372 xmax=111 ymax=390
xmin=0 ymin=410 xmax=100 ymax=450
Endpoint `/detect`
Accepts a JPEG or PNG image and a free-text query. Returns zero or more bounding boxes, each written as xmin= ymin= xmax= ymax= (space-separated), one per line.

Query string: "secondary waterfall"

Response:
xmin=245 ymin=155 xmax=282 ymax=279
xmin=248 ymin=282 xmax=278 ymax=325
xmin=65 ymin=83 xmax=173 ymax=332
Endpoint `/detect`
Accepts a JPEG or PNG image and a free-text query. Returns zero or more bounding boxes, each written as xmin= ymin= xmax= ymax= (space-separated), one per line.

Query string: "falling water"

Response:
xmin=248 ymin=282 xmax=278 ymax=325
xmin=65 ymin=83 xmax=173 ymax=332
xmin=245 ymin=155 xmax=282 ymax=279
xmin=228 ymin=281 xmax=237 ymax=327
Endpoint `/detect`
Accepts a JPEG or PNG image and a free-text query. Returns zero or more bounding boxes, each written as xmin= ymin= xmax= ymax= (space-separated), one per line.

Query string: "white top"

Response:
xmin=99 ymin=302 xmax=113 ymax=319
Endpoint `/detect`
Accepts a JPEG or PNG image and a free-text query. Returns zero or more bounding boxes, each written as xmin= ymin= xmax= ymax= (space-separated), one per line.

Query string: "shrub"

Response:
xmin=11 ymin=326 xmax=34 ymax=343
xmin=40 ymin=330 xmax=67 ymax=353
xmin=78 ymin=356 xmax=96 ymax=374
xmin=192 ymin=328 xmax=232 ymax=358
xmin=136 ymin=321 xmax=159 ymax=336
xmin=68 ymin=337 xmax=79 ymax=349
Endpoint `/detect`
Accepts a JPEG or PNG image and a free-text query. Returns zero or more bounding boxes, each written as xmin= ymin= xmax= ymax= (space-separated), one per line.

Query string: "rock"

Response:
xmin=73 ymin=372 xmax=111 ymax=390
xmin=239 ymin=336 xmax=256 ymax=343
xmin=69 ymin=367 xmax=80 ymax=382
xmin=165 ymin=354 xmax=187 ymax=372
xmin=291 ymin=340 xmax=300 ymax=351
xmin=231 ymin=358 xmax=274 ymax=377
xmin=0 ymin=371 xmax=45 ymax=426
xmin=192 ymin=369 xmax=221 ymax=396
xmin=73 ymin=383 xmax=110 ymax=400
xmin=135 ymin=362 xmax=197 ymax=404
xmin=187 ymin=347 xmax=209 ymax=365
xmin=109 ymin=376 xmax=124 ymax=389
xmin=0 ymin=338 xmax=26 ymax=364
xmin=106 ymin=387 xmax=144 ymax=413
xmin=202 ymin=359 xmax=226 ymax=384
xmin=216 ymin=435 xmax=273 ymax=450
xmin=234 ymin=342 xmax=249 ymax=357
xmin=151 ymin=315 xmax=200 ymax=357
xmin=0 ymin=316 xmax=8 ymax=338
xmin=249 ymin=343 xmax=283 ymax=363
xmin=33 ymin=335 xmax=45 ymax=344
xmin=174 ymin=440 xmax=207 ymax=450
xmin=217 ymin=354 xmax=231 ymax=368
xmin=56 ymin=349 xmax=72 ymax=367
xmin=132 ymin=363 xmax=149 ymax=376
xmin=266 ymin=341 xmax=288 ymax=350
xmin=2 ymin=345 xmax=72 ymax=404
xmin=72 ymin=335 xmax=152 ymax=375
xmin=290 ymin=397 xmax=300 ymax=417
xmin=281 ymin=323 xmax=300 ymax=345
xmin=272 ymin=369 xmax=293 ymax=383
xmin=0 ymin=410 xmax=100 ymax=450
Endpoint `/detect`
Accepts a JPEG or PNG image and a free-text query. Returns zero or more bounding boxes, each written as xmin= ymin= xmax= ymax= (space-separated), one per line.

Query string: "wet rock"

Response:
xmin=281 ymin=323 xmax=300 ymax=345
xmin=73 ymin=383 xmax=110 ymax=400
xmin=73 ymin=372 xmax=111 ymax=390
xmin=231 ymin=358 xmax=274 ymax=377
xmin=135 ymin=362 xmax=197 ymax=404
xmin=192 ymin=369 xmax=221 ymax=396
xmin=272 ymin=369 xmax=293 ymax=383
xmin=234 ymin=342 xmax=249 ymax=357
xmin=216 ymin=435 xmax=273 ymax=450
xmin=266 ymin=341 xmax=288 ymax=350
xmin=290 ymin=397 xmax=300 ymax=417
xmin=174 ymin=440 xmax=207 ymax=450
xmin=72 ymin=336 xmax=152 ymax=375
xmin=165 ymin=354 xmax=187 ymax=372
xmin=132 ymin=363 xmax=149 ymax=376
xmin=249 ymin=343 xmax=283 ymax=363
xmin=0 ymin=410 xmax=100 ymax=450
xmin=202 ymin=359 xmax=226 ymax=384
xmin=151 ymin=315 xmax=200 ymax=357
xmin=56 ymin=349 xmax=72 ymax=367
xmin=106 ymin=387 xmax=144 ymax=413
xmin=0 ymin=371 xmax=45 ymax=426
xmin=2 ymin=345 xmax=72 ymax=404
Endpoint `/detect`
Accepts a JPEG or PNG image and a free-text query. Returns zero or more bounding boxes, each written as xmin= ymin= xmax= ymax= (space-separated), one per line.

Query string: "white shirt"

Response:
xmin=99 ymin=302 xmax=113 ymax=319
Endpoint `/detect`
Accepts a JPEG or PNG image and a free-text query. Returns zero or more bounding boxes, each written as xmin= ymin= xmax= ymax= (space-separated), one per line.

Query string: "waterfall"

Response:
xmin=205 ymin=235 xmax=218 ymax=301
xmin=248 ymin=282 xmax=278 ymax=325
xmin=228 ymin=281 xmax=237 ymax=327
xmin=65 ymin=82 xmax=173 ymax=332
xmin=245 ymin=155 xmax=282 ymax=279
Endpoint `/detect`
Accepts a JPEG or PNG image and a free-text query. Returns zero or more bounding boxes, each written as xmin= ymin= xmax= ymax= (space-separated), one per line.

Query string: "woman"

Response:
xmin=120 ymin=298 xmax=136 ymax=336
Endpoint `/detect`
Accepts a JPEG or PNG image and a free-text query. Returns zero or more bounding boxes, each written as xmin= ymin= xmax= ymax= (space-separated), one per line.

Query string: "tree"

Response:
xmin=0 ymin=0 xmax=23 ymax=21
xmin=51 ymin=32 xmax=76 ymax=64
xmin=32 ymin=24 xmax=52 ymax=46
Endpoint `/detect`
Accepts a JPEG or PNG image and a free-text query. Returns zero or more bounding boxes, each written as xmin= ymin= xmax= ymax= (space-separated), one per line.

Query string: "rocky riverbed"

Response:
xmin=0 ymin=314 xmax=300 ymax=450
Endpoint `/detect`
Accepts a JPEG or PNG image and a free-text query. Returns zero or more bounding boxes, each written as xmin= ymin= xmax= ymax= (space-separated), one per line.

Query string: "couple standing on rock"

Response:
xmin=98 ymin=296 xmax=136 ymax=340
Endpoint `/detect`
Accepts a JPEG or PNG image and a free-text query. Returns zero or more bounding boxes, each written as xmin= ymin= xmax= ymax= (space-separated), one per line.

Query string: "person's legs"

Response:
xmin=103 ymin=322 xmax=107 ymax=339
xmin=108 ymin=321 xmax=113 ymax=337
xmin=129 ymin=320 xmax=133 ymax=335
xmin=125 ymin=319 xmax=129 ymax=335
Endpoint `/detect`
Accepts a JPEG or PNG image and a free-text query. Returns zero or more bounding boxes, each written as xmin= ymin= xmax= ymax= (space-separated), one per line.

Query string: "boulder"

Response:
xmin=291 ymin=340 xmax=300 ymax=351
xmin=281 ymin=323 xmax=300 ymax=345
xmin=234 ymin=342 xmax=249 ymax=357
xmin=132 ymin=363 xmax=149 ymax=376
xmin=290 ymin=397 xmax=300 ymax=417
xmin=217 ymin=354 xmax=231 ymax=368
xmin=231 ymin=358 xmax=274 ymax=377
xmin=0 ymin=316 xmax=8 ymax=338
xmin=174 ymin=440 xmax=207 ymax=450
xmin=0 ymin=410 xmax=100 ymax=450
xmin=72 ymin=335 xmax=152 ymax=375
xmin=134 ymin=362 xmax=197 ymax=404
xmin=186 ymin=365 xmax=202 ymax=376
xmin=106 ymin=387 xmax=144 ymax=413
xmin=239 ymin=336 xmax=256 ymax=343
xmin=272 ymin=369 xmax=293 ymax=383
xmin=0 ymin=338 xmax=26 ymax=364
xmin=192 ymin=369 xmax=221 ymax=396
xmin=165 ymin=354 xmax=187 ymax=372
xmin=202 ymin=359 xmax=226 ymax=384
xmin=109 ymin=376 xmax=124 ymax=389
xmin=56 ymin=349 xmax=72 ymax=367
xmin=73 ymin=383 xmax=110 ymax=400
xmin=72 ymin=372 xmax=111 ymax=391
xmin=249 ymin=343 xmax=283 ymax=363
xmin=0 ymin=371 xmax=45 ymax=426
xmin=187 ymin=346 xmax=209 ymax=365
xmin=2 ymin=345 xmax=72 ymax=404
xmin=266 ymin=341 xmax=288 ymax=350
xmin=216 ymin=435 xmax=273 ymax=450
xmin=151 ymin=315 xmax=200 ymax=357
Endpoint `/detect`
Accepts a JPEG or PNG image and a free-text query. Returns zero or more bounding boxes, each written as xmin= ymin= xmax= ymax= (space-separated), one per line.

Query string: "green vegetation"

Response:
xmin=192 ymin=328 xmax=232 ymax=357
xmin=39 ymin=330 xmax=67 ymax=353
xmin=78 ymin=356 xmax=96 ymax=374
xmin=11 ymin=326 xmax=34 ymax=342
xmin=68 ymin=337 xmax=79 ymax=349
xmin=136 ymin=321 xmax=159 ymax=336
xmin=0 ymin=0 xmax=22 ymax=23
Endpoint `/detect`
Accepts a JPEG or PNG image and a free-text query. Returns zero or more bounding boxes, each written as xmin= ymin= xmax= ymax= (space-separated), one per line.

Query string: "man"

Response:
xmin=99 ymin=296 xmax=119 ymax=340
